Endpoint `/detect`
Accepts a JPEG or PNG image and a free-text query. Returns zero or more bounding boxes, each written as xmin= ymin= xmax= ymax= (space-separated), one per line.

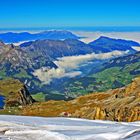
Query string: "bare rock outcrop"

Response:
xmin=0 ymin=79 xmax=35 ymax=108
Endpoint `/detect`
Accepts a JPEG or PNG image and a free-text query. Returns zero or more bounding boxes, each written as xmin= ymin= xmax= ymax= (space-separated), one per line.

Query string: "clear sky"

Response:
xmin=1 ymin=0 xmax=140 ymax=28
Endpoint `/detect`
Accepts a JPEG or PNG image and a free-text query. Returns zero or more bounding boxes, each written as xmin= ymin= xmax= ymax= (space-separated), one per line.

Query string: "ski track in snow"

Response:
xmin=0 ymin=115 xmax=140 ymax=140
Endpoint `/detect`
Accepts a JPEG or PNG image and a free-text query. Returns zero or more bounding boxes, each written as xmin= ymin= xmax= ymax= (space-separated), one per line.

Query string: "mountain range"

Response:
xmin=0 ymin=30 xmax=80 ymax=43
xmin=21 ymin=36 xmax=140 ymax=55
xmin=89 ymin=36 xmax=140 ymax=53
xmin=0 ymin=30 xmax=140 ymax=100
xmin=20 ymin=39 xmax=96 ymax=62
xmin=1 ymin=31 xmax=140 ymax=124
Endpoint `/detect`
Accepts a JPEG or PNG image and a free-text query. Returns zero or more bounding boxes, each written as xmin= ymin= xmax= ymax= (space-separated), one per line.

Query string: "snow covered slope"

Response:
xmin=0 ymin=115 xmax=140 ymax=140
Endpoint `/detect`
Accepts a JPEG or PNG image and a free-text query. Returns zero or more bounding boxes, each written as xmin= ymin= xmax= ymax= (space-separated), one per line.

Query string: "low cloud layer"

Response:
xmin=33 ymin=50 xmax=128 ymax=84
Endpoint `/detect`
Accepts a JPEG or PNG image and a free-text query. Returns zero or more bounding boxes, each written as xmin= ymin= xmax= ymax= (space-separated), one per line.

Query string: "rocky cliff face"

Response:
xmin=71 ymin=77 xmax=140 ymax=122
xmin=0 ymin=43 xmax=34 ymax=69
xmin=0 ymin=79 xmax=35 ymax=108
xmin=22 ymin=77 xmax=140 ymax=122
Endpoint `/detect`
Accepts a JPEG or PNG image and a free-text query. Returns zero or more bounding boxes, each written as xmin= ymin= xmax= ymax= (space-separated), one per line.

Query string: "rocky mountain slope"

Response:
xmin=0 ymin=42 xmax=34 ymax=69
xmin=21 ymin=39 xmax=94 ymax=58
xmin=0 ymin=41 xmax=57 ymax=70
xmin=0 ymin=41 xmax=57 ymax=93
xmin=0 ymin=74 xmax=140 ymax=122
xmin=22 ymin=76 xmax=140 ymax=122
xmin=21 ymin=36 xmax=140 ymax=56
xmin=0 ymin=79 xmax=35 ymax=108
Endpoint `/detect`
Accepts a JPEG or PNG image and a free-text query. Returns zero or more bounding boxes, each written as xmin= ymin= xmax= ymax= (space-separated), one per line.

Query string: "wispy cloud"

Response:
xmin=132 ymin=46 xmax=140 ymax=51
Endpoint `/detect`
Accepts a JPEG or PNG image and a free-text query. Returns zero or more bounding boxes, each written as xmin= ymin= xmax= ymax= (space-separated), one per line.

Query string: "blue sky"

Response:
xmin=1 ymin=0 xmax=140 ymax=28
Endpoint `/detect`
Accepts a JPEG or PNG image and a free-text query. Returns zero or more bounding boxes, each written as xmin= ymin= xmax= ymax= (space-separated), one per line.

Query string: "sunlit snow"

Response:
xmin=0 ymin=115 xmax=140 ymax=140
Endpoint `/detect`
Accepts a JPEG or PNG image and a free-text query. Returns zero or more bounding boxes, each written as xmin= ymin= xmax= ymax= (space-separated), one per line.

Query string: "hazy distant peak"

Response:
xmin=92 ymin=36 xmax=140 ymax=45
xmin=0 ymin=30 xmax=80 ymax=43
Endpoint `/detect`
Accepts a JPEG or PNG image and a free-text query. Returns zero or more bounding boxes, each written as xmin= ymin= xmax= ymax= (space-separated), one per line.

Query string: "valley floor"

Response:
xmin=0 ymin=115 xmax=140 ymax=140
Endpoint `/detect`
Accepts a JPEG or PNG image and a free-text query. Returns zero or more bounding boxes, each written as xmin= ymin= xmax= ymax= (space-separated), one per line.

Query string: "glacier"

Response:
xmin=0 ymin=115 xmax=140 ymax=140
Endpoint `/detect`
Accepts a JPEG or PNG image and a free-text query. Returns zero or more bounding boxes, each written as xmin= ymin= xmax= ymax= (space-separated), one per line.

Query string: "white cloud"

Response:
xmin=12 ymin=40 xmax=35 ymax=46
xmin=54 ymin=50 xmax=128 ymax=69
xmin=33 ymin=50 xmax=128 ymax=84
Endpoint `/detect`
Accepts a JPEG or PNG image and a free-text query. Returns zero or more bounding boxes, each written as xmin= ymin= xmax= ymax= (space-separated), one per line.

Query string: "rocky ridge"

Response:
xmin=22 ymin=77 xmax=140 ymax=122
xmin=0 ymin=79 xmax=35 ymax=108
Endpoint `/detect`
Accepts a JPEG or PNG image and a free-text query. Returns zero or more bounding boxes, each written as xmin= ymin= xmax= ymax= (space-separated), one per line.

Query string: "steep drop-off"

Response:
xmin=0 ymin=79 xmax=35 ymax=108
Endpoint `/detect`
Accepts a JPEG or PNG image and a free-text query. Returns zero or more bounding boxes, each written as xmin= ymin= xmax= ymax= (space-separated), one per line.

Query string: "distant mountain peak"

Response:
xmin=89 ymin=36 xmax=140 ymax=53
xmin=0 ymin=30 xmax=80 ymax=43
xmin=0 ymin=42 xmax=35 ymax=70
xmin=94 ymin=36 xmax=140 ymax=44
xmin=98 ymin=36 xmax=110 ymax=39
